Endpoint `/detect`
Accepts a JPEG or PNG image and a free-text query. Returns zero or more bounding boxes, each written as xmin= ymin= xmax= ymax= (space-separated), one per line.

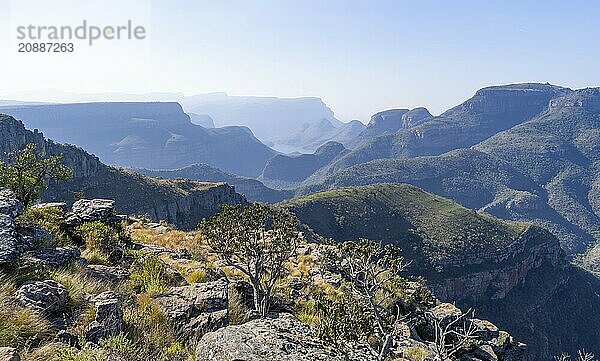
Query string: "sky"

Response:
xmin=0 ymin=0 xmax=599 ymax=121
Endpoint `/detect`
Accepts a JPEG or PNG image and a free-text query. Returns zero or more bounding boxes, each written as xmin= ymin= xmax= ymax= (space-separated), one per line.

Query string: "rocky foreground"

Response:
xmin=0 ymin=190 xmax=525 ymax=360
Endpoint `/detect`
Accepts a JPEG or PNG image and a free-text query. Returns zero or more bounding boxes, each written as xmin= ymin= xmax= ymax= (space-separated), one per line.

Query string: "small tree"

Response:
xmin=0 ymin=143 xmax=72 ymax=207
xmin=321 ymin=238 xmax=408 ymax=360
xmin=428 ymin=308 xmax=479 ymax=360
xmin=555 ymin=351 xmax=597 ymax=361
xmin=200 ymin=203 xmax=301 ymax=317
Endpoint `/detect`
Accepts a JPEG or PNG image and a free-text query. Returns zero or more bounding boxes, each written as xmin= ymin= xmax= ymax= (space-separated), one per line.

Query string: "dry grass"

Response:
xmin=129 ymin=221 xmax=209 ymax=259
xmin=50 ymin=266 xmax=112 ymax=309
xmin=287 ymin=254 xmax=316 ymax=278
xmin=0 ymin=276 xmax=52 ymax=349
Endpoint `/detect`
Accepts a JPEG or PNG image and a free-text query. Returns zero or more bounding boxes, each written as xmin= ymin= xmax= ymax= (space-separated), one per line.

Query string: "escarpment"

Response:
xmin=0 ymin=115 xmax=246 ymax=229
xmin=430 ymin=225 xmax=565 ymax=301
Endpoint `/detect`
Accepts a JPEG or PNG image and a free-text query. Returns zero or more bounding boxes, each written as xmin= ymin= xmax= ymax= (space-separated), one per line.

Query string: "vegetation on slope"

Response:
xmin=283 ymin=184 xmax=528 ymax=276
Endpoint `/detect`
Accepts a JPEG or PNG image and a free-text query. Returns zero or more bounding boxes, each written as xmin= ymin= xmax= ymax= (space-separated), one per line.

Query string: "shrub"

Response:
xmin=403 ymin=346 xmax=430 ymax=361
xmin=50 ymin=266 xmax=110 ymax=310
xmin=18 ymin=206 xmax=72 ymax=247
xmin=128 ymin=255 xmax=174 ymax=295
xmin=129 ymin=222 xmax=207 ymax=259
xmin=122 ymin=294 xmax=193 ymax=361
xmin=200 ymin=203 xmax=302 ymax=317
xmin=185 ymin=269 xmax=208 ymax=284
xmin=78 ymin=221 xmax=124 ymax=260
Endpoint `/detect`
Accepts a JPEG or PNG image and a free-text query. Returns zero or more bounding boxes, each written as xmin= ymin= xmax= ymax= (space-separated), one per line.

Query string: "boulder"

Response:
xmin=472 ymin=344 xmax=498 ymax=361
xmin=71 ymin=199 xmax=117 ymax=223
xmin=471 ymin=318 xmax=500 ymax=342
xmin=0 ymin=347 xmax=20 ymax=361
xmin=195 ymin=313 xmax=375 ymax=361
xmin=16 ymin=280 xmax=68 ymax=314
xmin=428 ymin=302 xmax=463 ymax=325
xmin=0 ymin=215 xmax=19 ymax=264
xmin=153 ymin=278 xmax=229 ymax=342
xmin=17 ymin=223 xmax=53 ymax=248
xmin=85 ymin=291 xmax=124 ymax=344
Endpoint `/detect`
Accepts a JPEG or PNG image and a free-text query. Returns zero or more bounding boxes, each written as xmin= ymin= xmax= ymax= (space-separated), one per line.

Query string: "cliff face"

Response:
xmin=0 ymin=115 xmax=246 ymax=229
xmin=137 ymin=183 xmax=245 ymax=230
xmin=431 ymin=226 xmax=565 ymax=301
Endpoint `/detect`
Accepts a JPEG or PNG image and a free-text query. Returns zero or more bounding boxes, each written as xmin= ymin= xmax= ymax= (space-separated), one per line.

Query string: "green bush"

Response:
xmin=121 ymin=294 xmax=193 ymax=361
xmin=78 ymin=221 xmax=125 ymax=261
xmin=18 ymin=206 xmax=72 ymax=247
xmin=128 ymin=255 xmax=174 ymax=295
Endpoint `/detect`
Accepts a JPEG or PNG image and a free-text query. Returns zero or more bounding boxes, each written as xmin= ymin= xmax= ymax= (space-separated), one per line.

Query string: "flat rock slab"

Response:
xmin=71 ymin=199 xmax=116 ymax=223
xmin=195 ymin=313 xmax=375 ymax=361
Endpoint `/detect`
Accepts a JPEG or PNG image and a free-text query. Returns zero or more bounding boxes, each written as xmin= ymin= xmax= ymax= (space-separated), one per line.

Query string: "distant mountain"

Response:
xmin=475 ymin=88 xmax=600 ymax=251
xmin=260 ymin=141 xmax=348 ymax=188
xmin=283 ymin=184 xmax=600 ymax=358
xmin=188 ymin=113 xmax=215 ymax=128
xmin=275 ymin=118 xmax=366 ymax=153
xmin=318 ymin=84 xmax=571 ymax=175
xmin=348 ymin=107 xmax=432 ymax=148
xmin=181 ymin=93 xmax=344 ymax=151
xmin=296 ymin=86 xmax=600 ymax=254
xmin=0 ymin=102 xmax=276 ymax=177
xmin=136 ymin=163 xmax=292 ymax=203
xmin=297 ymin=148 xmax=592 ymax=252
xmin=3 ymin=91 xmax=351 ymax=154
xmin=0 ymin=115 xmax=246 ymax=229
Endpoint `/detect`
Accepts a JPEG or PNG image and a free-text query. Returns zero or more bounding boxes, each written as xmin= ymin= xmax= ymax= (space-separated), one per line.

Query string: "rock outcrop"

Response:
xmin=71 ymin=199 xmax=118 ymax=223
xmin=85 ymin=291 xmax=124 ymax=344
xmin=195 ymin=313 xmax=375 ymax=361
xmin=153 ymin=278 xmax=229 ymax=343
xmin=0 ymin=214 xmax=20 ymax=264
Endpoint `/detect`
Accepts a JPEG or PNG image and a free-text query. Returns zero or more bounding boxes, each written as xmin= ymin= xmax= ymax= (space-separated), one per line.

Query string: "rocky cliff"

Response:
xmin=430 ymin=226 xmax=565 ymax=301
xmin=349 ymin=107 xmax=433 ymax=148
xmin=0 ymin=115 xmax=246 ymax=229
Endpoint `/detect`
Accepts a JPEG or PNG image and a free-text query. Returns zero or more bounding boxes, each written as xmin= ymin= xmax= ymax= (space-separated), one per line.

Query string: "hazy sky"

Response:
xmin=1 ymin=0 xmax=599 ymax=121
